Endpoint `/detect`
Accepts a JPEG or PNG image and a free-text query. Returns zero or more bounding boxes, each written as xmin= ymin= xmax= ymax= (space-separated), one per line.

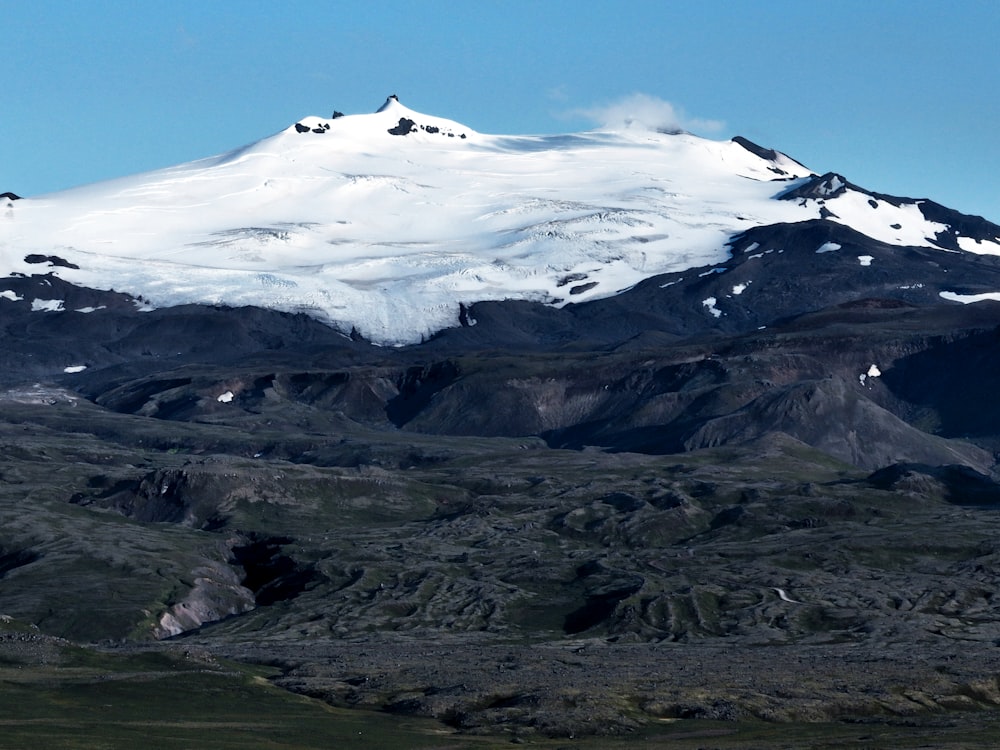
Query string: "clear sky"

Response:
xmin=3 ymin=1 xmax=998 ymax=222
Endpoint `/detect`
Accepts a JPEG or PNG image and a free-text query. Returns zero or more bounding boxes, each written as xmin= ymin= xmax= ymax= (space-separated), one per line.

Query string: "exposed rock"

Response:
xmin=153 ymin=562 xmax=255 ymax=639
xmin=387 ymin=117 xmax=417 ymax=136
xmin=23 ymin=254 xmax=80 ymax=269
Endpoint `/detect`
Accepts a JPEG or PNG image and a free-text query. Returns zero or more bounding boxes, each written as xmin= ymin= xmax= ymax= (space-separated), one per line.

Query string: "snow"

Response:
xmin=0 ymin=290 xmax=23 ymax=302
xmin=816 ymin=242 xmax=841 ymax=253
xmin=860 ymin=363 xmax=881 ymax=386
xmin=30 ymin=298 xmax=64 ymax=312
xmin=731 ymin=282 xmax=749 ymax=295
xmin=217 ymin=391 xmax=235 ymax=403
xmin=63 ymin=365 xmax=87 ymax=374
xmin=773 ymin=587 xmax=802 ymax=604
xmin=0 ymin=96 xmax=987 ymax=345
xmin=74 ymin=305 xmax=106 ymax=313
xmin=801 ymin=190 xmax=949 ymax=248
xmin=957 ymin=236 xmax=1000 ymax=256
xmin=940 ymin=290 xmax=1000 ymax=305
xmin=858 ymin=255 xmax=874 ymax=266
xmin=702 ymin=297 xmax=723 ymax=318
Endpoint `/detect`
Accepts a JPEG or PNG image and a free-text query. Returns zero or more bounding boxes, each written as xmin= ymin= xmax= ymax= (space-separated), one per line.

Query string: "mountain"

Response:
xmin=6 ymin=98 xmax=1000 ymax=743
xmin=4 ymin=95 xmax=998 ymax=346
xmin=5 ymin=95 xmax=1000 ymax=465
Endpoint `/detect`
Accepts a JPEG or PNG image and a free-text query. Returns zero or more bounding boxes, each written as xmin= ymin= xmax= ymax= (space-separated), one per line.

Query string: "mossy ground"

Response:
xmin=0 ymin=638 xmax=475 ymax=750
xmin=5 ymin=375 xmax=1000 ymax=743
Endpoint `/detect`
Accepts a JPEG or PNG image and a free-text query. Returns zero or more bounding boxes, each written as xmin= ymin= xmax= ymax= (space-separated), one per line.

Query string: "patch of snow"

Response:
xmin=30 ymin=298 xmax=64 ymax=312
xmin=898 ymin=283 xmax=924 ymax=290
xmin=957 ymin=236 xmax=1000 ymax=256
xmin=698 ymin=267 xmax=726 ymax=277
xmin=742 ymin=242 xmax=760 ymax=254
xmin=74 ymin=305 xmax=107 ymax=313
xmin=746 ymin=252 xmax=764 ymax=260
xmin=816 ymin=242 xmax=841 ymax=253
xmin=0 ymin=290 xmax=23 ymax=302
xmin=940 ymin=290 xmax=1000 ymax=305
xmin=860 ymin=363 xmax=882 ymax=386
xmin=659 ymin=277 xmax=683 ymax=288
xmin=773 ymin=587 xmax=802 ymax=604
xmin=858 ymin=255 xmax=874 ymax=266
xmin=63 ymin=365 xmax=87 ymax=374
xmin=702 ymin=296 xmax=722 ymax=318
xmin=217 ymin=391 xmax=235 ymax=403
xmin=731 ymin=281 xmax=750 ymax=295
xmin=816 ymin=190 xmax=948 ymax=248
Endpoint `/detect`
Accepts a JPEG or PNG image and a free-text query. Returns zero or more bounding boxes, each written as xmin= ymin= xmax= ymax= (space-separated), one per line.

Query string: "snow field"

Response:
xmin=1 ymin=97 xmax=993 ymax=344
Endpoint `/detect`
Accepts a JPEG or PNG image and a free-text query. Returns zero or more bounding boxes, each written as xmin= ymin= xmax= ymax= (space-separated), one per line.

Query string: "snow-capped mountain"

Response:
xmin=12 ymin=97 xmax=1000 ymax=706
xmin=2 ymin=95 xmax=999 ymax=344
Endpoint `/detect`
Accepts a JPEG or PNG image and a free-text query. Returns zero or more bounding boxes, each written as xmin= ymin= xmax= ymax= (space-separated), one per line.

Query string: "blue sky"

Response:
xmin=3 ymin=1 xmax=998 ymax=221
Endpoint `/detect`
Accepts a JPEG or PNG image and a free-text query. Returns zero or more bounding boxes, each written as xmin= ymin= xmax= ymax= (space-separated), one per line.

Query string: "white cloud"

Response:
xmin=571 ymin=93 xmax=724 ymax=135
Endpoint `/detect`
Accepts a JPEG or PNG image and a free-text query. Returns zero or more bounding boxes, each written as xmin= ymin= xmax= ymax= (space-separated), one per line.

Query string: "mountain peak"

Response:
xmin=376 ymin=93 xmax=402 ymax=113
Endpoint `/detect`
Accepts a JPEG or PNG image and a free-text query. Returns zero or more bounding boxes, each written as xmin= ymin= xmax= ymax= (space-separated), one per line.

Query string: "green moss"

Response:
xmin=0 ymin=646 xmax=474 ymax=750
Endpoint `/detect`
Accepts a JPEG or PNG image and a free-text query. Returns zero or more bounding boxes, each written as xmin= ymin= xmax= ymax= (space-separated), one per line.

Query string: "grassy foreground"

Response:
xmin=0 ymin=638 xmax=464 ymax=750
xmin=1 ymin=636 xmax=999 ymax=750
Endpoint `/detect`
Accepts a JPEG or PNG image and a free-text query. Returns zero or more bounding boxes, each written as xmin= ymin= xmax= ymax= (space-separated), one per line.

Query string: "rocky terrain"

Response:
xmin=5 ymin=269 xmax=1000 ymax=743
xmin=5 ymin=99 xmax=1000 ymax=745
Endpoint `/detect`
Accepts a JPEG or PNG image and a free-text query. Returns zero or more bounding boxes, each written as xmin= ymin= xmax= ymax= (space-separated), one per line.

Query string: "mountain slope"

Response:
xmin=4 ymin=96 xmax=997 ymax=344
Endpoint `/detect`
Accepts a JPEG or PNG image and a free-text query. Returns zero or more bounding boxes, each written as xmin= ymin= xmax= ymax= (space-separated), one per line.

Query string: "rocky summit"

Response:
xmin=4 ymin=99 xmax=1000 ymax=745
